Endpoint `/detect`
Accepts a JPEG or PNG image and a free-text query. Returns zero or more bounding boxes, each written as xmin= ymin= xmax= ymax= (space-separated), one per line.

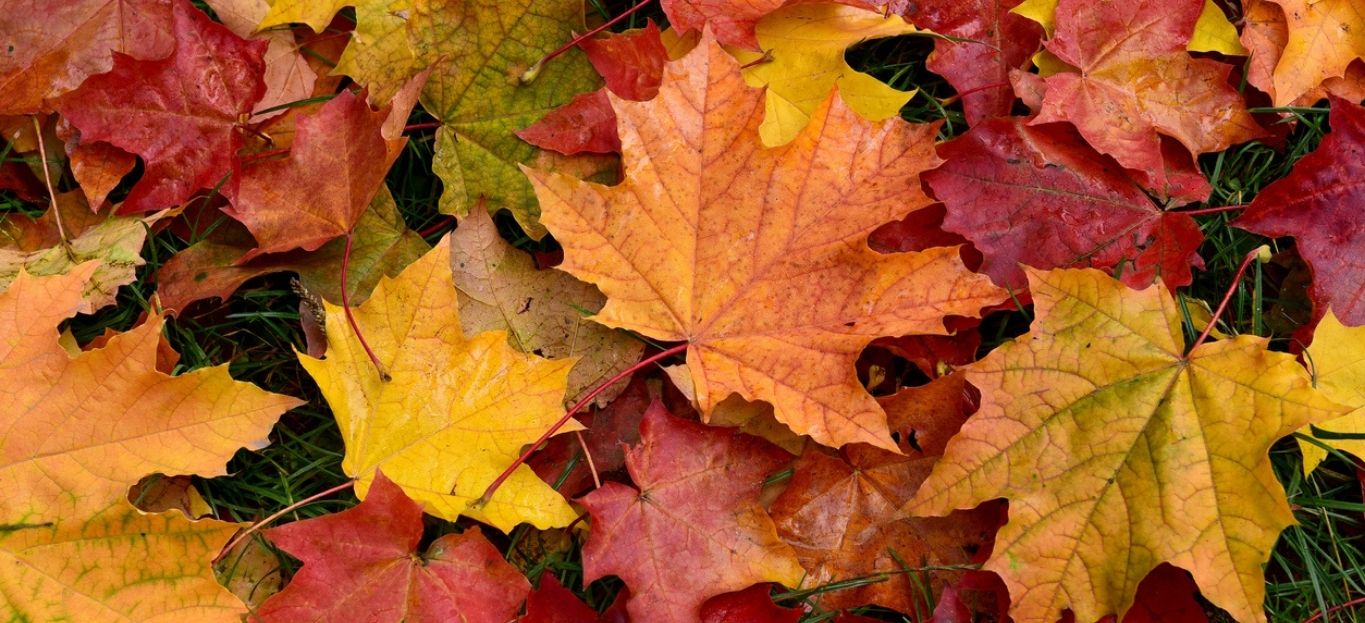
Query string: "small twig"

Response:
xmin=574 ymin=429 xmax=602 ymax=490
xmin=1174 ymin=203 xmax=1249 ymax=217
xmin=473 ymin=343 xmax=689 ymax=505
xmin=417 ymin=215 xmax=456 ymax=239
xmin=31 ymin=116 xmax=71 ymax=255
xmin=341 ymin=232 xmax=391 ymax=381
xmin=213 ymin=479 xmax=355 ymax=564
xmin=1190 ymin=247 xmax=1266 ymax=351
xmin=1303 ymin=596 xmax=1365 ymax=623
xmin=520 ymin=0 xmax=657 ymax=83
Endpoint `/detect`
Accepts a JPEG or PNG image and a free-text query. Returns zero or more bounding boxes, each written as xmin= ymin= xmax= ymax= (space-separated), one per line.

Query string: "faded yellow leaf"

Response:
xmin=298 ymin=237 xmax=582 ymax=532
xmin=0 ymin=264 xmax=302 ymax=621
xmin=1301 ymin=309 xmax=1365 ymax=472
xmin=738 ymin=2 xmax=920 ymax=147
xmin=911 ymin=267 xmax=1348 ymax=623
xmin=451 ymin=207 xmax=644 ymax=407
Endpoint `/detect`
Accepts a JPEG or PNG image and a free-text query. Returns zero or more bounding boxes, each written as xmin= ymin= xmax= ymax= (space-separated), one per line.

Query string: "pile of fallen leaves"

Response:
xmin=3 ymin=0 xmax=1365 ymax=621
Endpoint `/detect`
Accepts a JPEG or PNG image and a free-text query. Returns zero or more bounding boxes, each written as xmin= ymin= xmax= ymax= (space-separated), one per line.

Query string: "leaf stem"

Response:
xmin=403 ymin=121 xmax=442 ymax=133
xmin=474 ymin=343 xmax=688 ymax=505
xmin=1174 ymin=203 xmax=1248 ymax=217
xmin=31 ymin=116 xmax=71 ymax=255
xmin=574 ymin=429 xmax=602 ymax=489
xmin=1190 ymin=247 xmax=1265 ymax=351
xmin=519 ymin=0 xmax=657 ymax=84
xmin=1303 ymin=596 xmax=1365 ymax=623
xmin=213 ymin=479 xmax=355 ymax=564
xmin=341 ymin=232 xmax=392 ymax=381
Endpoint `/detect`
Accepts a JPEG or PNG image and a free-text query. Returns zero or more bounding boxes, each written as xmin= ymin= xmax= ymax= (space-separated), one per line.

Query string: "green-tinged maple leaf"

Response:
xmin=298 ymin=237 xmax=581 ymax=532
xmin=910 ymin=267 xmax=1349 ymax=623
xmin=450 ymin=207 xmax=643 ymax=407
xmin=154 ymin=187 xmax=428 ymax=313
xmin=0 ymin=264 xmax=302 ymax=621
xmin=259 ymin=0 xmax=602 ymax=237
xmin=1 ymin=191 xmax=153 ymax=313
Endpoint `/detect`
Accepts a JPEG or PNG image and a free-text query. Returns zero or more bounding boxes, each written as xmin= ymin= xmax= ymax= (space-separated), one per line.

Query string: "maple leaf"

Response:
xmin=57 ymin=0 xmax=267 ymax=214
xmin=155 ymin=187 xmax=427 ymax=313
xmin=517 ymin=90 xmax=622 ymax=156
xmin=1 ymin=191 xmax=154 ymax=313
xmin=736 ymin=3 xmax=922 ymax=147
xmin=1234 ymin=97 xmax=1365 ymax=326
xmin=0 ymin=0 xmax=175 ymax=114
xmin=527 ymin=34 xmax=1005 ymax=450
xmin=770 ymin=374 xmax=1000 ymax=614
xmin=578 ymin=406 xmax=804 ymax=623
xmin=910 ymin=267 xmax=1348 ymax=623
xmin=253 ymin=473 xmax=530 ymax=623
xmin=582 ymin=20 xmax=670 ymax=101
xmin=1298 ymin=310 xmax=1365 ymax=472
xmin=529 ymin=375 xmax=653 ymax=497
xmin=701 ymin=584 xmax=803 ymax=623
xmin=452 ymin=207 xmax=644 ymax=407
xmin=924 ymin=117 xmax=1206 ymax=291
xmin=203 ymin=0 xmax=318 ymax=121
xmin=224 ymin=89 xmax=406 ymax=256
xmin=269 ymin=0 xmax=604 ymax=237
xmin=520 ymin=575 xmax=630 ymax=623
xmin=1258 ymin=0 xmax=1365 ymax=107
xmin=1025 ymin=0 xmax=1262 ymax=182
xmin=661 ymin=0 xmax=786 ymax=49
xmin=1012 ymin=0 xmax=1245 ymax=55
xmin=0 ymin=264 xmax=302 ymax=621
xmin=58 ymin=125 xmax=138 ymax=210
xmin=897 ymin=0 xmax=1043 ymax=125
xmin=298 ymin=237 xmax=582 ymax=532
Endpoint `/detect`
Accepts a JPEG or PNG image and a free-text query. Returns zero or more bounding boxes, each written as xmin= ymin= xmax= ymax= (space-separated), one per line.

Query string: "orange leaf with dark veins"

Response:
xmin=527 ymin=34 xmax=1005 ymax=451
xmin=1030 ymin=0 xmax=1263 ymax=181
xmin=225 ymin=89 xmax=405 ymax=256
xmin=897 ymin=0 xmax=1043 ymax=125
xmin=57 ymin=0 xmax=266 ymax=214
xmin=925 ymin=117 xmax=1205 ymax=292
xmin=0 ymin=0 xmax=174 ymax=114
xmin=577 ymin=405 xmax=803 ymax=623
xmin=770 ymin=374 xmax=1002 ymax=614
xmin=1235 ymin=96 xmax=1365 ymax=326
xmin=253 ymin=473 xmax=530 ymax=623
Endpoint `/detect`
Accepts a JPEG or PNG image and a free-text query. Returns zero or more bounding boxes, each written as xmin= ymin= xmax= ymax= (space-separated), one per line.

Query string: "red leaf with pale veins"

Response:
xmin=518 ymin=90 xmax=621 ymax=156
xmin=1030 ymin=0 xmax=1263 ymax=181
xmin=58 ymin=0 xmax=266 ymax=214
xmin=898 ymin=0 xmax=1042 ymax=125
xmin=770 ymin=373 xmax=1002 ymax=614
xmin=0 ymin=0 xmax=174 ymax=114
xmin=661 ymin=0 xmax=882 ymax=49
xmin=925 ymin=117 xmax=1205 ymax=291
xmin=577 ymin=405 xmax=803 ymax=623
xmin=1235 ymin=96 xmax=1365 ymax=326
xmin=254 ymin=473 xmax=531 ymax=623
xmin=225 ymin=89 xmax=404 ymax=256
xmin=582 ymin=20 xmax=669 ymax=101
xmin=701 ymin=584 xmax=802 ymax=623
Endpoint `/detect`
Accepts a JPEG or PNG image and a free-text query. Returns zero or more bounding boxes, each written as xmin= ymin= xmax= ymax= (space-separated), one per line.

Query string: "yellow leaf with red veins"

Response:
xmin=526 ymin=33 xmax=1005 ymax=451
xmin=910 ymin=268 xmax=1348 ymax=623
xmin=0 ymin=264 xmax=302 ymax=621
xmin=298 ymin=238 xmax=582 ymax=532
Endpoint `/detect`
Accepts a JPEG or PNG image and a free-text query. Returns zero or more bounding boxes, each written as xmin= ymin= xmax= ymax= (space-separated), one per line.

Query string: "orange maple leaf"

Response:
xmin=526 ymin=33 xmax=1005 ymax=450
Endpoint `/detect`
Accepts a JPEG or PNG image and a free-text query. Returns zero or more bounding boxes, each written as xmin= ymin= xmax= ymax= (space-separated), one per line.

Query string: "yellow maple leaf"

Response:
xmin=526 ymin=34 xmax=1004 ymax=451
xmin=910 ymin=268 xmax=1348 ymax=623
xmin=1263 ymin=0 xmax=1365 ymax=107
xmin=736 ymin=2 xmax=921 ymax=147
xmin=298 ymin=237 xmax=581 ymax=532
xmin=1014 ymin=0 xmax=1245 ymax=55
xmin=1300 ymin=309 xmax=1365 ymax=472
xmin=1 ymin=264 xmax=302 ymax=621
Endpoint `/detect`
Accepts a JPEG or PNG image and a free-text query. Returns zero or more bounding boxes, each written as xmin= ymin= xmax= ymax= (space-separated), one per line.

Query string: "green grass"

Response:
xmin=4 ymin=1 xmax=1364 ymax=621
